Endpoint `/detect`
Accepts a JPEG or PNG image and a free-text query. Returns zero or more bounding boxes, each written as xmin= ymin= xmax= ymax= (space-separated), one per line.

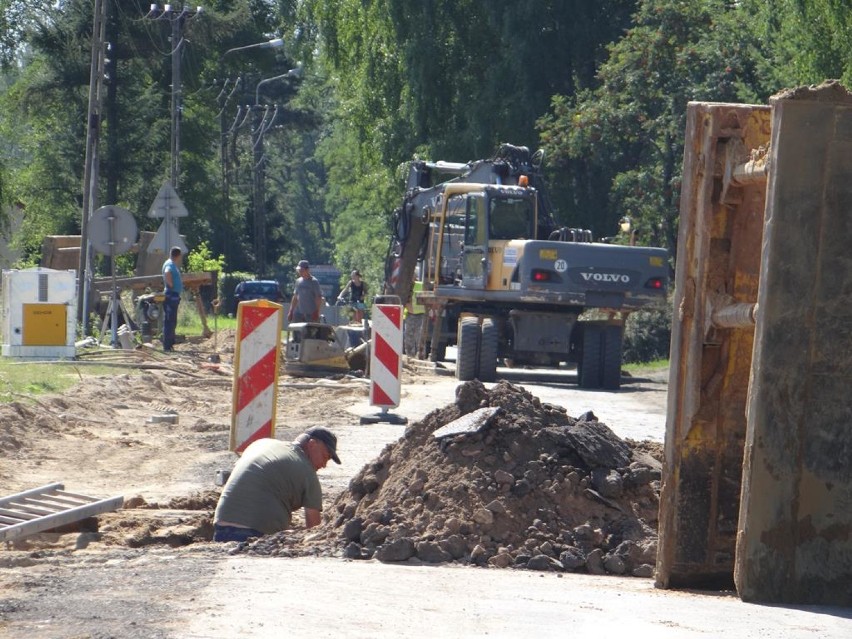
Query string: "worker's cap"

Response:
xmin=306 ymin=427 xmax=341 ymax=464
xmin=297 ymin=259 xmax=310 ymax=270
xmin=351 ymin=269 xmax=361 ymax=277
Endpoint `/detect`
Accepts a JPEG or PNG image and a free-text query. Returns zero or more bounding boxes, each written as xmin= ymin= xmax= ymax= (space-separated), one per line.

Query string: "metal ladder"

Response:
xmin=0 ymin=483 xmax=124 ymax=542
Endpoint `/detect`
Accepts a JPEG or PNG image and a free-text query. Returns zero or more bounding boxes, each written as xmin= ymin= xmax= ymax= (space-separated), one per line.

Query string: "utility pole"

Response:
xmin=146 ymin=4 xmax=202 ymax=190
xmin=252 ymin=106 xmax=269 ymax=276
xmin=250 ymin=68 xmax=300 ymax=276
xmin=142 ymin=4 xmax=201 ymax=268
xmin=219 ymin=38 xmax=287 ymax=276
xmin=170 ymin=10 xmax=182 ymax=187
xmin=77 ymin=0 xmax=108 ymax=329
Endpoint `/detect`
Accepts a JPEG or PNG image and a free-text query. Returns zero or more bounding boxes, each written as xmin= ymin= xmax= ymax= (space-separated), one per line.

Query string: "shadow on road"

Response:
xmin=493 ymin=368 xmax=665 ymax=394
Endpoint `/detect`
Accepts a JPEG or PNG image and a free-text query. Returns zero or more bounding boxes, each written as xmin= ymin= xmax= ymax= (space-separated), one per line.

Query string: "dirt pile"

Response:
xmin=243 ymin=380 xmax=661 ymax=576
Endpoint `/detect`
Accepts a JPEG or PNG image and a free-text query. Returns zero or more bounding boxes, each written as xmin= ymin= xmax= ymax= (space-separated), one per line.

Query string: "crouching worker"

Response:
xmin=213 ymin=427 xmax=341 ymax=542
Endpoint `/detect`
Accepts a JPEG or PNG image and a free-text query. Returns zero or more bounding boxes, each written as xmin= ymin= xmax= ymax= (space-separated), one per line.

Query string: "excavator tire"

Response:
xmin=601 ymin=325 xmax=624 ymax=390
xmin=578 ymin=325 xmax=603 ymax=389
xmin=478 ymin=318 xmax=498 ymax=382
xmin=456 ymin=316 xmax=481 ymax=381
xmin=578 ymin=324 xmax=623 ymax=390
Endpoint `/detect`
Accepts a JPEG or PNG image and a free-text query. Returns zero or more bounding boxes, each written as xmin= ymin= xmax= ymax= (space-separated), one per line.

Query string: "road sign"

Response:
xmin=369 ymin=303 xmax=403 ymax=408
xmin=147 ymin=217 xmax=188 ymax=254
xmin=147 ymin=180 xmax=189 ymax=218
xmin=230 ymin=300 xmax=284 ymax=453
xmin=89 ymin=205 xmax=138 ymax=256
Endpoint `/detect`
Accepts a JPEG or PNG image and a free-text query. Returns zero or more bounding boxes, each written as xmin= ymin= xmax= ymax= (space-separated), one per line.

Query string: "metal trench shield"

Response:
xmin=656 ymin=102 xmax=771 ymax=588
xmin=734 ymin=86 xmax=852 ymax=605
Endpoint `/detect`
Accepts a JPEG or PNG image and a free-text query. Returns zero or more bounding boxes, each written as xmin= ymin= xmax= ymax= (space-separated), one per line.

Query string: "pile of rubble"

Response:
xmin=243 ymin=381 xmax=661 ymax=576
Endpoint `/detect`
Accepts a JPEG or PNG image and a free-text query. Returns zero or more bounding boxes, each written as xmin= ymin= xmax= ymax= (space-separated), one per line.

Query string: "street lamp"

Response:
xmin=223 ymin=38 xmax=284 ymax=58
xmin=255 ymin=64 xmax=303 ymax=105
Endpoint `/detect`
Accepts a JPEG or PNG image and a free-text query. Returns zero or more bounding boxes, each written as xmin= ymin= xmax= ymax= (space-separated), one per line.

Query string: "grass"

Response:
xmin=0 ymin=358 xmax=144 ymax=404
xmin=623 ymin=358 xmax=669 ymax=373
xmin=0 ymin=358 xmax=81 ymax=402
xmin=177 ymin=302 xmax=238 ymax=336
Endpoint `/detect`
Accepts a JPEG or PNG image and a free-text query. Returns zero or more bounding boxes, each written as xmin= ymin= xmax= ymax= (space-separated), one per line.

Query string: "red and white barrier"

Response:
xmin=230 ymin=300 xmax=283 ymax=452
xmin=369 ymin=303 xmax=403 ymax=409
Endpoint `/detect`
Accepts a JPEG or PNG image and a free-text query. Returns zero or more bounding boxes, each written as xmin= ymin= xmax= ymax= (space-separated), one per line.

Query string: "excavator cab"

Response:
xmin=432 ymin=186 xmax=537 ymax=292
xmin=459 ymin=189 xmax=537 ymax=290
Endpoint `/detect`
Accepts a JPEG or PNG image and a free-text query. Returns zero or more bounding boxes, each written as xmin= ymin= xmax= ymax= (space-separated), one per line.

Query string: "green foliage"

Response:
xmin=299 ymin=0 xmax=641 ymax=280
xmin=3 ymin=0 xmax=852 ymax=302
xmin=0 ymin=358 xmax=78 ymax=401
xmin=177 ymin=299 xmax=238 ymax=335
xmin=186 ymin=241 xmax=226 ymax=273
xmin=217 ymin=270 xmax=256 ymax=315
xmin=622 ymin=303 xmax=672 ymax=364
xmin=538 ymin=0 xmax=781 ymax=257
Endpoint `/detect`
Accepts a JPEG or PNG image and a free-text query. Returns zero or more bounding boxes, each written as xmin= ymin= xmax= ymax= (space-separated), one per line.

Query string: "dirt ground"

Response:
xmin=1 ymin=335 xmax=849 ymax=638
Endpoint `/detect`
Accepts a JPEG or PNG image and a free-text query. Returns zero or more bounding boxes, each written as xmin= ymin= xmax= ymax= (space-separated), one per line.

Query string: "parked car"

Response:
xmin=234 ymin=280 xmax=287 ymax=306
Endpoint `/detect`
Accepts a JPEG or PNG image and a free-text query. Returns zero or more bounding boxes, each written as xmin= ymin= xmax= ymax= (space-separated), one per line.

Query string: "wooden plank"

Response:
xmin=91 ymin=271 xmax=212 ymax=294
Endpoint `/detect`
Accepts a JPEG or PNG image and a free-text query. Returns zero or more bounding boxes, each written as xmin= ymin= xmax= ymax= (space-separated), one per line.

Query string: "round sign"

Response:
xmin=554 ymin=259 xmax=568 ymax=273
xmin=89 ymin=205 xmax=138 ymax=256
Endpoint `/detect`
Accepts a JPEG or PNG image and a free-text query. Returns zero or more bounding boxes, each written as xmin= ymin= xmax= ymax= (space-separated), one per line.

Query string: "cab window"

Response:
xmin=489 ymin=197 xmax=534 ymax=240
xmin=464 ymin=194 xmax=486 ymax=245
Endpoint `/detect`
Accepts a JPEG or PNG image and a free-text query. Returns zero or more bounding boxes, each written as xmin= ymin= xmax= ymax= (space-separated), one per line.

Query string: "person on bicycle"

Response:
xmin=338 ymin=269 xmax=367 ymax=323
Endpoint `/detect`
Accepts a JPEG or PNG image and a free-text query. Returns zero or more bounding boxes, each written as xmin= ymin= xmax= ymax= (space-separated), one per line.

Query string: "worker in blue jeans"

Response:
xmin=162 ymin=246 xmax=183 ymax=352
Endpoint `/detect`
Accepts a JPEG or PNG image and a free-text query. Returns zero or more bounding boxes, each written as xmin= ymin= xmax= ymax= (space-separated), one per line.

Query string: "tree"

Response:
xmin=538 ymin=0 xmax=778 ymax=258
xmin=0 ymin=0 xmax=287 ymax=269
xmin=300 ymin=0 xmax=639 ymax=281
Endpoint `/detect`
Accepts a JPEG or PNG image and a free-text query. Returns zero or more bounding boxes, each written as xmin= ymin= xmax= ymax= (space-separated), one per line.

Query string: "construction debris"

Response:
xmin=240 ymin=381 xmax=661 ymax=576
xmin=0 ymin=483 xmax=124 ymax=542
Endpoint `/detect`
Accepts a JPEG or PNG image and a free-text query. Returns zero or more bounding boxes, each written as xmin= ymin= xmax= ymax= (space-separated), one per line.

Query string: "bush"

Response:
xmin=622 ymin=300 xmax=673 ymax=364
xmin=218 ymin=271 xmax=256 ymax=316
xmin=186 ymin=241 xmax=226 ymax=273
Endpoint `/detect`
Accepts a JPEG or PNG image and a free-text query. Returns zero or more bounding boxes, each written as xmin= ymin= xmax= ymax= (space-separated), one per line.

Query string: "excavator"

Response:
xmin=383 ymin=143 xmax=668 ymax=389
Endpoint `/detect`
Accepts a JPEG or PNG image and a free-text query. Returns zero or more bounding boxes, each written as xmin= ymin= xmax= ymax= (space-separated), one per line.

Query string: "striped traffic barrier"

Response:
xmin=361 ymin=298 xmax=408 ymax=424
xmin=230 ymin=299 xmax=283 ymax=452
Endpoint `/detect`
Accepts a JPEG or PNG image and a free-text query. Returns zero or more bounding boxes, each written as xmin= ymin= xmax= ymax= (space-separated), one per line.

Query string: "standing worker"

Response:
xmin=162 ymin=246 xmax=183 ymax=352
xmin=213 ymin=427 xmax=341 ymax=542
xmin=287 ymin=259 xmax=324 ymax=323
xmin=338 ymin=269 xmax=368 ymax=323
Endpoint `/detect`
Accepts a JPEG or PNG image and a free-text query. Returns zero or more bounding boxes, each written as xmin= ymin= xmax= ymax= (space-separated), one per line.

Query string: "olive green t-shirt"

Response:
xmin=214 ymin=438 xmax=322 ymax=534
